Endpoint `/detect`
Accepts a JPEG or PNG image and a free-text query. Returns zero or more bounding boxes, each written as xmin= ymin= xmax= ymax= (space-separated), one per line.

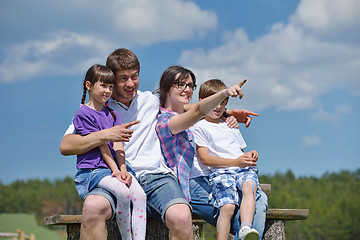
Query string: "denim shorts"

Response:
xmin=75 ymin=168 xmax=112 ymax=200
xmin=74 ymin=165 xmax=136 ymax=221
xmin=75 ymin=164 xmax=136 ymax=200
xmin=137 ymin=173 xmax=192 ymax=224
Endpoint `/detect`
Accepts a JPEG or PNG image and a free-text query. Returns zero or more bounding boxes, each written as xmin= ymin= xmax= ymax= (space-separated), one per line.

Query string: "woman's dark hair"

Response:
xmin=157 ymin=65 xmax=196 ymax=107
xmin=81 ymin=64 xmax=117 ymax=122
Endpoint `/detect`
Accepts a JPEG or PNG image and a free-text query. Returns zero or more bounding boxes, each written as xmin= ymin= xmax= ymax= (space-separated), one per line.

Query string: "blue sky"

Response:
xmin=1 ymin=0 xmax=359 ymax=184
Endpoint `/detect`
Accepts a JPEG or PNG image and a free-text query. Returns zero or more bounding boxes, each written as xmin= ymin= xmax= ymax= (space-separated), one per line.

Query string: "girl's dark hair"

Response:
xmin=157 ymin=65 xmax=196 ymax=107
xmin=81 ymin=64 xmax=117 ymax=122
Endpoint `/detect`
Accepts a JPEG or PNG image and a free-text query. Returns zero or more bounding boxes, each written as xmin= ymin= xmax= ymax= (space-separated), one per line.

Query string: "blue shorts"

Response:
xmin=137 ymin=173 xmax=192 ymax=224
xmin=209 ymin=168 xmax=259 ymax=208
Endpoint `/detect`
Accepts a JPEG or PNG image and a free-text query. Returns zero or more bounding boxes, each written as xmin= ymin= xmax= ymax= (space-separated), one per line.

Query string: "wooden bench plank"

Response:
xmin=266 ymin=209 xmax=309 ymax=220
xmin=259 ymin=183 xmax=271 ymax=197
xmin=44 ymin=208 xmax=308 ymax=226
xmin=44 ymin=215 xmax=82 ymax=225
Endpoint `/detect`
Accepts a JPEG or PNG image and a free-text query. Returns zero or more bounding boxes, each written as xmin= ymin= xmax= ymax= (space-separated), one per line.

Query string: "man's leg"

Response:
xmin=165 ymin=203 xmax=194 ymax=240
xmin=138 ymin=173 xmax=193 ymax=240
xmin=80 ymin=188 xmax=116 ymax=240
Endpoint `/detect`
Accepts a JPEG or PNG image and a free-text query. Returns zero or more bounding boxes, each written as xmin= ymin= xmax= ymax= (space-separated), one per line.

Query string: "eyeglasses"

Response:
xmin=173 ymin=81 xmax=197 ymax=91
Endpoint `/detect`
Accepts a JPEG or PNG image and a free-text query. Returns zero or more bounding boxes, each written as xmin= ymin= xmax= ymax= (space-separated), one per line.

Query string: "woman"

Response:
xmin=155 ymin=65 xmax=246 ymax=201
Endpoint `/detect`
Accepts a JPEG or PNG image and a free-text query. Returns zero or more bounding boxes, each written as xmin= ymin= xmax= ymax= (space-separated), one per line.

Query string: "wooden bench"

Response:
xmin=44 ymin=184 xmax=309 ymax=240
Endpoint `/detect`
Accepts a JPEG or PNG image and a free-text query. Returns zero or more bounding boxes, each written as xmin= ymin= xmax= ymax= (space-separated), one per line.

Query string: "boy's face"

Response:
xmin=112 ymin=69 xmax=139 ymax=107
xmin=203 ymin=98 xmax=228 ymax=122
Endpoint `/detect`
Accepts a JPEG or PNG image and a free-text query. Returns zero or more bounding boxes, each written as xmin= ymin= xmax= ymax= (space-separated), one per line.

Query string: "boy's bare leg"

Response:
xmin=217 ymin=204 xmax=235 ymax=240
xmin=80 ymin=195 xmax=113 ymax=240
xmin=165 ymin=203 xmax=194 ymax=240
xmin=240 ymin=181 xmax=256 ymax=225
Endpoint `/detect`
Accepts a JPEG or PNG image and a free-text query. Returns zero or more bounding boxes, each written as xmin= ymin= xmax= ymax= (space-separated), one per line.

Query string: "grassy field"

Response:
xmin=0 ymin=213 xmax=63 ymax=240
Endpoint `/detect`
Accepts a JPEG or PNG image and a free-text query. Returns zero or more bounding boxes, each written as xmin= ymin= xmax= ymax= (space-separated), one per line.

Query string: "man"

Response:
xmin=60 ymin=48 xmax=266 ymax=240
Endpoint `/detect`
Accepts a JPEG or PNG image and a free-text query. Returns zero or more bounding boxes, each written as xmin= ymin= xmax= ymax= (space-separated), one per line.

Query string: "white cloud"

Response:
xmin=292 ymin=0 xmax=360 ymax=43
xmin=111 ymin=0 xmax=217 ymax=45
xmin=0 ymin=0 xmax=217 ymax=83
xmin=301 ymin=135 xmax=321 ymax=147
xmin=179 ymin=0 xmax=360 ymax=112
xmin=0 ymin=32 xmax=111 ymax=82
xmin=310 ymin=104 xmax=352 ymax=124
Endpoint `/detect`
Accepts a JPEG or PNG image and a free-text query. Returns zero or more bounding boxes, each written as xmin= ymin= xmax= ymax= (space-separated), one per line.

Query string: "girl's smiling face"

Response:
xmin=87 ymin=80 xmax=114 ymax=109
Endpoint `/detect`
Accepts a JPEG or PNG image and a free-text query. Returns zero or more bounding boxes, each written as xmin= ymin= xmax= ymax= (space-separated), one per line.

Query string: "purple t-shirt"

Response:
xmin=73 ymin=105 xmax=122 ymax=169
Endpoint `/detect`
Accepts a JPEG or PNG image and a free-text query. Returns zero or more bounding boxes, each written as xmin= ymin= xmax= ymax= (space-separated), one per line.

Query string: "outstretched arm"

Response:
xmin=169 ymin=79 xmax=247 ymax=135
xmin=60 ymin=120 xmax=140 ymax=156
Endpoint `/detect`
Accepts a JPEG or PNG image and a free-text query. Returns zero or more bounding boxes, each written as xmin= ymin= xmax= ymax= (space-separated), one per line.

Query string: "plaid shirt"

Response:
xmin=155 ymin=107 xmax=195 ymax=201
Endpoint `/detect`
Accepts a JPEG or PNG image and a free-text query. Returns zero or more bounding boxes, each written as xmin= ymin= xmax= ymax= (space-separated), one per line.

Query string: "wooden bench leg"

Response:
xmin=66 ymin=224 xmax=81 ymax=240
xmin=193 ymin=222 xmax=236 ymax=240
xmin=106 ymin=218 xmax=121 ymax=239
xmin=146 ymin=217 xmax=169 ymax=240
xmin=263 ymin=219 xmax=286 ymax=240
xmin=193 ymin=222 xmax=203 ymax=240
xmin=79 ymin=216 xmax=170 ymax=240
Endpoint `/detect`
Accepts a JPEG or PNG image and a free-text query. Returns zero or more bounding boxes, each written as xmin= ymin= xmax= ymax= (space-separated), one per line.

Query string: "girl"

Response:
xmin=73 ymin=64 xmax=146 ymax=240
xmin=155 ymin=65 xmax=246 ymax=201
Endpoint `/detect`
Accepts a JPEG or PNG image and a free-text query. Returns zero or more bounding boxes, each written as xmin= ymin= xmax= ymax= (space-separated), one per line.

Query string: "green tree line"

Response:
xmin=0 ymin=177 xmax=82 ymax=223
xmin=259 ymin=169 xmax=360 ymax=240
xmin=0 ymin=169 xmax=359 ymax=239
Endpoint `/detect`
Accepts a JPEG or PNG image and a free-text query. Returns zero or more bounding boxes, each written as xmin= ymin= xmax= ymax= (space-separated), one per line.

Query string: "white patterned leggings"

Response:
xmin=98 ymin=175 xmax=147 ymax=240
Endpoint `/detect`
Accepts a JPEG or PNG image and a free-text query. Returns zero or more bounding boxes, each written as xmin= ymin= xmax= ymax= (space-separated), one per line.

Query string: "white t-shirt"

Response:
xmin=65 ymin=90 xmax=173 ymax=178
xmin=191 ymin=119 xmax=247 ymax=176
xmin=190 ymin=150 xmax=211 ymax=179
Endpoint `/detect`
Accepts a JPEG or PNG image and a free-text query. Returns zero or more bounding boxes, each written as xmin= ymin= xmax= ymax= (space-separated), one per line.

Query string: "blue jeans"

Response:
xmin=190 ymin=176 xmax=268 ymax=239
xmin=137 ymin=173 xmax=191 ymax=224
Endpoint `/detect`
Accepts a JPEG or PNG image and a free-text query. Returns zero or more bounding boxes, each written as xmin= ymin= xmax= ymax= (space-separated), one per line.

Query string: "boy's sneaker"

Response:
xmin=238 ymin=227 xmax=260 ymax=240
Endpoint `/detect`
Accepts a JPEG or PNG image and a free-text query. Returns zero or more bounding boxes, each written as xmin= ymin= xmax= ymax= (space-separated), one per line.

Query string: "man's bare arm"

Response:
xmin=60 ymin=120 xmax=140 ymax=156
xmin=60 ymin=131 xmax=109 ymax=156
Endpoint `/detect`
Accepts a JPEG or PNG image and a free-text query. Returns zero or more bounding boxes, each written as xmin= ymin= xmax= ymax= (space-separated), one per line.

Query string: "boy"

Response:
xmin=192 ymin=79 xmax=261 ymax=240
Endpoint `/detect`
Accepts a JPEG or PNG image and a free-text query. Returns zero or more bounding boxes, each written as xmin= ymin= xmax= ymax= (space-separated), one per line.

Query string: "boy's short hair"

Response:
xmin=199 ymin=79 xmax=228 ymax=101
xmin=106 ymin=48 xmax=140 ymax=75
